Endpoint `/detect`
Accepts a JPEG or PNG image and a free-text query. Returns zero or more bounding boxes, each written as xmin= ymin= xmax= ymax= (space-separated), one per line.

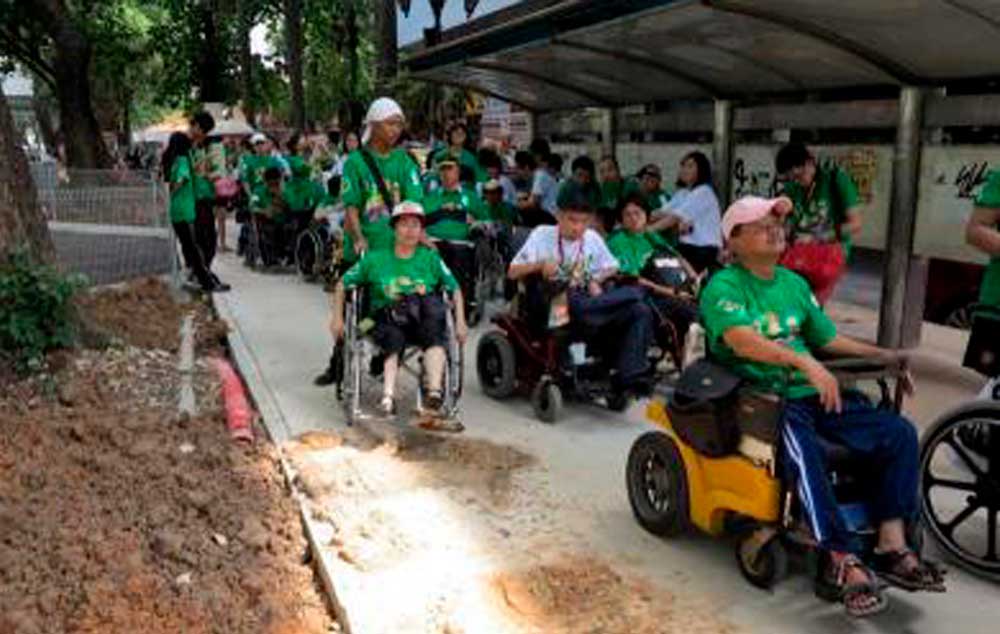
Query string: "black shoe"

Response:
xmin=208 ymin=281 xmax=231 ymax=293
xmin=423 ymin=390 xmax=444 ymax=414
xmin=314 ymin=368 xmax=338 ymax=386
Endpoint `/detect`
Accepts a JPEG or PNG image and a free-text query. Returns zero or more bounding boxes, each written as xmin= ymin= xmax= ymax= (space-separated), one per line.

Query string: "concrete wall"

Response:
xmin=548 ymin=142 xmax=996 ymax=265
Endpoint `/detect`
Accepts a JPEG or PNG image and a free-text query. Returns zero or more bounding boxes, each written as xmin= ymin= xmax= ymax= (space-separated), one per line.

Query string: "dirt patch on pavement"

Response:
xmin=75 ymin=277 xmax=188 ymax=352
xmin=0 ymin=286 xmax=334 ymax=634
xmin=493 ymin=555 xmax=739 ymax=634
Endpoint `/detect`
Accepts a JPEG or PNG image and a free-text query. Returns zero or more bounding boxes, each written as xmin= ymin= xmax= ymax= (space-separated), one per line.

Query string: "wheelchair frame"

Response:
xmin=339 ymin=286 xmax=464 ymax=426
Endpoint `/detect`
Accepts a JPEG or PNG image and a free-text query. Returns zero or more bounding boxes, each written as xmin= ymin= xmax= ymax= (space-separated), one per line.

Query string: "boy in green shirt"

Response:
xmin=700 ymin=195 xmax=943 ymax=617
xmin=189 ymin=111 xmax=219 ymax=266
xmin=962 ymin=170 xmax=1000 ymax=378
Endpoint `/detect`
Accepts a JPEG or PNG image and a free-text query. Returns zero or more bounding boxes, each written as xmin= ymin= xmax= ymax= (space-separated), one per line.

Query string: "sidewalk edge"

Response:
xmin=212 ymin=292 xmax=356 ymax=634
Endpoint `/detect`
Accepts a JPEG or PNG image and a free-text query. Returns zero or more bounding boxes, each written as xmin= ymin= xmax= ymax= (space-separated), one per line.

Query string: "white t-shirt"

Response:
xmin=667 ymin=184 xmax=722 ymax=248
xmin=512 ymin=225 xmax=618 ymax=286
xmin=531 ymin=168 xmax=559 ymax=215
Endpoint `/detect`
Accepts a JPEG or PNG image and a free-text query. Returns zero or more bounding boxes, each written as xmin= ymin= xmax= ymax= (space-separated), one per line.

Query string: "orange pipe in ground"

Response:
xmin=214 ymin=358 xmax=255 ymax=442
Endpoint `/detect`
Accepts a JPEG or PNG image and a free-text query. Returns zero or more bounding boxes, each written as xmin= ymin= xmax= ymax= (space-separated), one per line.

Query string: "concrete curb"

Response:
xmin=211 ymin=292 xmax=354 ymax=633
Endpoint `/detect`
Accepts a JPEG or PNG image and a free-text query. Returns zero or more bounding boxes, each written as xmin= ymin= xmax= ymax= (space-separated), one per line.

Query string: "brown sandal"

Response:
xmin=815 ymin=553 xmax=889 ymax=618
xmin=872 ymin=548 xmax=946 ymax=592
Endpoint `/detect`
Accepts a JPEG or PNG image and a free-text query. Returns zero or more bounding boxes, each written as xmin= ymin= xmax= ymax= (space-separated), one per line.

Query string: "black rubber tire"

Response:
xmin=626 ymin=431 xmax=689 ymax=537
xmin=531 ymin=381 xmax=562 ymax=424
xmin=919 ymin=402 xmax=1000 ymax=581
xmin=477 ymin=331 xmax=517 ymax=399
xmin=736 ymin=535 xmax=788 ymax=590
xmin=607 ymin=391 xmax=629 ymax=413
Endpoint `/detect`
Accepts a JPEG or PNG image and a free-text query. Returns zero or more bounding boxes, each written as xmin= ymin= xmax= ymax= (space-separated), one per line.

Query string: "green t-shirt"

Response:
xmin=484 ymin=200 xmax=518 ymax=226
xmin=341 ymin=146 xmax=423 ymax=252
xmin=423 ymin=187 xmax=489 ymax=241
xmin=240 ymin=155 xmax=285 ymax=191
xmin=190 ymin=146 xmax=216 ymax=201
xmin=600 ymin=179 xmax=626 ymax=211
xmin=605 ymin=229 xmax=677 ymax=277
xmin=169 ymin=156 xmax=196 ymax=224
xmin=781 ymin=164 xmax=860 ymax=254
xmin=341 ymin=247 xmax=459 ymax=313
xmin=283 ymin=156 xmax=324 ymax=214
xmin=250 ymin=185 xmax=289 ymax=223
xmin=700 ymin=264 xmax=838 ymax=398
xmin=973 ymin=170 xmax=1000 ymax=314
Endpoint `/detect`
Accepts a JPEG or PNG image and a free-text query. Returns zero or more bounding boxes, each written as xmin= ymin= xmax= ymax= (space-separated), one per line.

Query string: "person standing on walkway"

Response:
xmin=162 ymin=132 xmax=229 ymax=293
xmin=315 ymin=97 xmax=423 ymax=387
xmin=189 ymin=111 xmax=220 ymax=268
xmin=775 ymin=142 xmax=863 ymax=305
xmin=963 ymin=171 xmax=1000 ymax=378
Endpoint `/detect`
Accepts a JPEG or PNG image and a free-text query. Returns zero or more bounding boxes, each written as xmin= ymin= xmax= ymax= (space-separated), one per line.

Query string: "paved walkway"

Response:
xmin=211 ymin=248 xmax=996 ymax=634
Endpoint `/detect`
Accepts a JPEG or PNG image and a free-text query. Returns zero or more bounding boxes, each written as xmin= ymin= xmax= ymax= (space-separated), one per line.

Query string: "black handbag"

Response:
xmin=668 ymin=359 xmax=743 ymax=457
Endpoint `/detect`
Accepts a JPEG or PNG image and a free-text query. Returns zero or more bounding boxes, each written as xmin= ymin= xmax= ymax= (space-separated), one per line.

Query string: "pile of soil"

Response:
xmin=74 ymin=277 xmax=189 ymax=352
xmin=0 ymin=281 xmax=334 ymax=634
xmin=493 ymin=555 xmax=739 ymax=634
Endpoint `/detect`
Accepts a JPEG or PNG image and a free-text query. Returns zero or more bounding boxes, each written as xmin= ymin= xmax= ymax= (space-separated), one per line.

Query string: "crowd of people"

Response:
xmin=161 ymin=93 xmax=1000 ymax=616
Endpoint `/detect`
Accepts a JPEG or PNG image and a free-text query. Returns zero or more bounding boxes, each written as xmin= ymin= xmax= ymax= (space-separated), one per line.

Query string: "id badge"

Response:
xmin=548 ymin=291 xmax=570 ymax=329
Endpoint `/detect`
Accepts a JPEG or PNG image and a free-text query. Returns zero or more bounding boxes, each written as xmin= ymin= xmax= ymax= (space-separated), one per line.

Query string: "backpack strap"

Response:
xmin=359 ymin=147 xmax=396 ymax=209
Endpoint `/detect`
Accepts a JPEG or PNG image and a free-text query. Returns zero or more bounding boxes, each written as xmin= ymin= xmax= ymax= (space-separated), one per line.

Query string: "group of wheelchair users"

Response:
xmin=293 ymin=96 xmax=947 ymax=616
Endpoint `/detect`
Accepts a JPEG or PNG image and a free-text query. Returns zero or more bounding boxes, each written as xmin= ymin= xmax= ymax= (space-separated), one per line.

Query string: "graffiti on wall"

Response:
xmin=822 ymin=148 xmax=878 ymax=204
xmin=947 ymin=161 xmax=990 ymax=199
xmin=732 ymin=158 xmax=778 ymax=198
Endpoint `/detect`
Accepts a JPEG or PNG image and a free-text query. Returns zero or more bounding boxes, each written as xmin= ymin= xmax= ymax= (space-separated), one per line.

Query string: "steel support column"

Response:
xmin=712 ymin=99 xmax=734 ymax=207
xmin=878 ymin=86 xmax=926 ymax=348
xmin=600 ymin=108 xmax=616 ymax=158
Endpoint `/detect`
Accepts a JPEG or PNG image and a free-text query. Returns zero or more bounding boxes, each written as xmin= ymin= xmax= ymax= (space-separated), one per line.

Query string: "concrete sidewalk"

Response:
xmin=210 ymin=249 xmax=996 ymax=634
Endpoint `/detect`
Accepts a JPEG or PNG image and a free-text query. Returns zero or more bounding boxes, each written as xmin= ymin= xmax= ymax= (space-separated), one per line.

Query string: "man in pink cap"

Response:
xmin=700 ymin=196 xmax=945 ymax=617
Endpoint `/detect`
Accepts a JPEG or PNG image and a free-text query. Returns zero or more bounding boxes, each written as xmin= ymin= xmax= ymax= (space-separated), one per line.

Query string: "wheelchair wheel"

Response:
xmin=341 ymin=300 xmax=362 ymax=426
xmin=626 ymin=431 xmax=688 ymax=537
xmin=920 ymin=402 xmax=1000 ymax=581
xmin=477 ymin=331 xmax=516 ymax=399
xmin=736 ymin=533 xmax=788 ymax=590
xmin=243 ymin=222 xmax=260 ymax=268
xmin=531 ymin=380 xmax=562 ymax=423
xmin=607 ymin=390 xmax=629 ymax=413
xmin=295 ymin=227 xmax=322 ymax=280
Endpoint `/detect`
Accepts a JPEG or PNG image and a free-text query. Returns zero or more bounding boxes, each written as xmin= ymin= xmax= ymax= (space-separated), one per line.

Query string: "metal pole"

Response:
xmin=712 ymin=99 xmax=733 ymax=207
xmin=600 ymin=107 xmax=617 ymax=158
xmin=878 ymin=86 xmax=925 ymax=348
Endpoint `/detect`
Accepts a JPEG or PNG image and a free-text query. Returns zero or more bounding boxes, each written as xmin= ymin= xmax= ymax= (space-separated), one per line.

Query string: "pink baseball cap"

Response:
xmin=721 ymin=195 xmax=793 ymax=240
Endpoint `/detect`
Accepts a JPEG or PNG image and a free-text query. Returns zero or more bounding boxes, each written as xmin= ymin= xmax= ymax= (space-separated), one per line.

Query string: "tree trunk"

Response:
xmin=0 ymin=93 xmax=54 ymax=263
xmin=374 ymin=0 xmax=398 ymax=93
xmin=197 ymin=1 xmax=226 ymax=102
xmin=285 ymin=0 xmax=305 ymax=130
xmin=346 ymin=0 xmax=360 ymax=101
xmin=238 ymin=0 xmax=256 ymax=127
xmin=32 ymin=97 xmax=57 ymax=158
xmin=37 ymin=0 xmax=111 ymax=169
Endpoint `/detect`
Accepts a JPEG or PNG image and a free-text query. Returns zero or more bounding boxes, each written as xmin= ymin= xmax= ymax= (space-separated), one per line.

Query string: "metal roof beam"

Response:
xmin=411 ymin=75 xmax=540 ymax=113
xmin=464 ymin=60 xmax=615 ymax=107
xmin=704 ymin=0 xmax=923 ymax=85
xmin=549 ymin=38 xmax=722 ymax=97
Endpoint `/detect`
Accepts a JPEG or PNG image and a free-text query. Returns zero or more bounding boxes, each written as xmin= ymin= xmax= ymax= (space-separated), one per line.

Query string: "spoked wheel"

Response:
xmin=626 ymin=431 xmax=688 ymax=536
xmin=736 ymin=531 xmax=788 ymax=590
xmin=920 ymin=403 xmax=1000 ymax=580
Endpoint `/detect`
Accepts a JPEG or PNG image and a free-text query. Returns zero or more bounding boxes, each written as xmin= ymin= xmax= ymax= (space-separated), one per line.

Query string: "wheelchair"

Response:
xmin=336 ymin=285 xmax=464 ymax=427
xmin=919 ymin=372 xmax=1000 ymax=582
xmin=431 ymin=237 xmax=483 ymax=326
xmin=295 ymin=216 xmax=343 ymax=285
xmin=469 ymin=222 xmax=509 ymax=325
xmin=626 ymin=357 xmax=927 ymax=590
xmin=476 ymin=278 xmax=676 ymax=423
xmin=243 ymin=213 xmax=296 ymax=269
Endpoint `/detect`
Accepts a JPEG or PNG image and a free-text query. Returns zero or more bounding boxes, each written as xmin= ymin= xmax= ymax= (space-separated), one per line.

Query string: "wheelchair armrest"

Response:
xmin=822 ymin=356 xmax=908 ymax=379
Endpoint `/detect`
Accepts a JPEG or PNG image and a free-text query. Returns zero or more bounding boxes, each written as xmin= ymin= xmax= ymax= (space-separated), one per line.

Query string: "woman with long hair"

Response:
xmin=651 ymin=151 xmax=722 ymax=273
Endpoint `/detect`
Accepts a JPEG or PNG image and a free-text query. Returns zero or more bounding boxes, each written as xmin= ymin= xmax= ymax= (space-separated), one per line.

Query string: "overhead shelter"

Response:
xmin=404 ymin=0 xmax=1000 ymax=349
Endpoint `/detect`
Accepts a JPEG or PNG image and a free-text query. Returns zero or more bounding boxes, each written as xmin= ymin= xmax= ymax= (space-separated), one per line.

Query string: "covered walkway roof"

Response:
xmin=404 ymin=0 xmax=1000 ymax=112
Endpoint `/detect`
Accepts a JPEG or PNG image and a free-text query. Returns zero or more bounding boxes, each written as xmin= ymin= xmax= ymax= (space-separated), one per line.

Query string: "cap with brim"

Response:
xmin=389 ymin=201 xmax=426 ymax=226
xmin=435 ymin=154 xmax=459 ymax=169
xmin=482 ymin=179 xmax=502 ymax=191
xmin=722 ymin=195 xmax=793 ymax=240
xmin=638 ymin=164 xmax=662 ymax=179
xmin=250 ymin=133 xmax=267 ymax=145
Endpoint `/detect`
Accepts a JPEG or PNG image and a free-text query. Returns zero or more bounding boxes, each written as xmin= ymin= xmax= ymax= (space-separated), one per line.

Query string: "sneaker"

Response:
xmin=208 ymin=281 xmax=231 ymax=293
xmin=377 ymin=396 xmax=396 ymax=417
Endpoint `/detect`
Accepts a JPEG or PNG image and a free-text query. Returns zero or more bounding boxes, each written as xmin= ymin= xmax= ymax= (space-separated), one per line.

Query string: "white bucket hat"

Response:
xmin=361 ymin=97 xmax=405 ymax=144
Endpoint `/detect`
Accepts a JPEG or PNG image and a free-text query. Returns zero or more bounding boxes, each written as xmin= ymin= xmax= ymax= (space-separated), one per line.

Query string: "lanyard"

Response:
xmin=557 ymin=235 xmax=584 ymax=268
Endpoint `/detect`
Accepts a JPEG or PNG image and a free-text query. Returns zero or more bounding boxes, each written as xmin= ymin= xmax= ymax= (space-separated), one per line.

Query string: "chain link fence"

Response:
xmin=31 ymin=162 xmax=177 ymax=286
